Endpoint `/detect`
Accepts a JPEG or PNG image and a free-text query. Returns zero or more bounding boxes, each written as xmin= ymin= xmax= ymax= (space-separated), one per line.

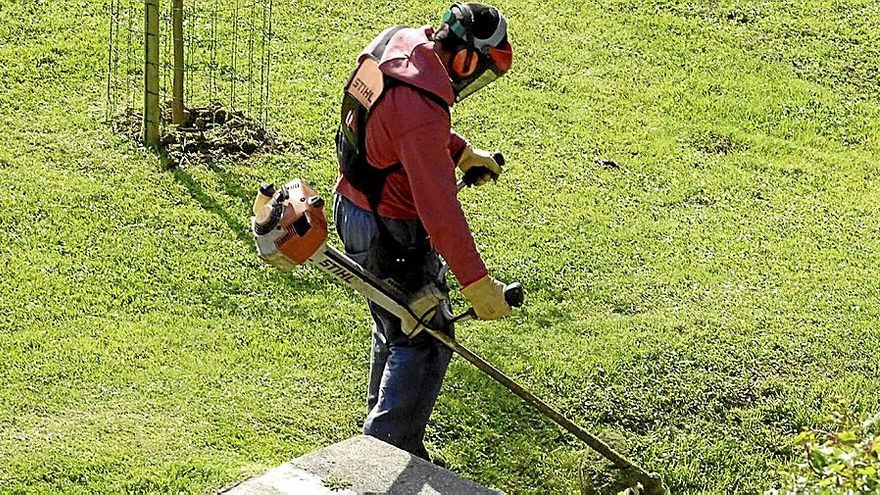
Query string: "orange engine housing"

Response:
xmin=252 ymin=179 xmax=328 ymax=267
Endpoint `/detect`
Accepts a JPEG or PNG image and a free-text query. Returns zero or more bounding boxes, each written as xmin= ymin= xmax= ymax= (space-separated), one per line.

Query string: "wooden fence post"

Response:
xmin=172 ymin=0 xmax=186 ymax=124
xmin=144 ymin=0 xmax=160 ymax=146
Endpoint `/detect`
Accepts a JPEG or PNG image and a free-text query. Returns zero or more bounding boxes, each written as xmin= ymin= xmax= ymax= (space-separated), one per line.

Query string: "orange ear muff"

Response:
xmin=451 ymin=48 xmax=479 ymax=78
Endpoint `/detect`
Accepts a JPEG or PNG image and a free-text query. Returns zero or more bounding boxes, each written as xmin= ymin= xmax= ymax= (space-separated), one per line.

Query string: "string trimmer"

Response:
xmin=248 ymin=170 xmax=668 ymax=495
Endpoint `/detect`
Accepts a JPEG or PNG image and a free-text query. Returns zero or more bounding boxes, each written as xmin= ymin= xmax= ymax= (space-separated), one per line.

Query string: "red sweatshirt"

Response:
xmin=334 ymin=26 xmax=488 ymax=287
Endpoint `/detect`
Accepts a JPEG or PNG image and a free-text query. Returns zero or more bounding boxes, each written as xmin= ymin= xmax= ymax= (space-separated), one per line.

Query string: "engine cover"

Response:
xmin=252 ymin=179 xmax=328 ymax=269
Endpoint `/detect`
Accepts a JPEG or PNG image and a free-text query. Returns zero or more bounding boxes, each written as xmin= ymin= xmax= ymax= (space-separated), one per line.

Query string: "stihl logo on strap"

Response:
xmin=347 ymin=58 xmax=384 ymax=110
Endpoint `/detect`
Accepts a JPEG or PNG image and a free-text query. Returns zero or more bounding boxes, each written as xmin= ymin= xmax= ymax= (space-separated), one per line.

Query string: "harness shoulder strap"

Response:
xmin=344 ymin=26 xmax=406 ymax=113
xmin=339 ymin=26 xmax=409 ymax=214
xmin=337 ymin=26 xmax=446 ymax=253
xmin=371 ymin=26 xmax=405 ymax=58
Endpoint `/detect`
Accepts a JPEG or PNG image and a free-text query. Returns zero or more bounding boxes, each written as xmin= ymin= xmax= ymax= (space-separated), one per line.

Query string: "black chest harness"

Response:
xmin=335 ymin=26 xmax=450 ymax=212
xmin=335 ymin=26 xmax=450 ymax=290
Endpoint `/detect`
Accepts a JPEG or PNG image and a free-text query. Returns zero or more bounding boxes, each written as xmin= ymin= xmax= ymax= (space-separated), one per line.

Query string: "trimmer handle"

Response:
xmin=493 ymin=152 xmax=506 ymax=168
xmin=504 ymin=282 xmax=524 ymax=308
xmin=455 ymin=281 xmax=525 ymax=323
xmin=459 ymin=152 xmax=505 ymax=188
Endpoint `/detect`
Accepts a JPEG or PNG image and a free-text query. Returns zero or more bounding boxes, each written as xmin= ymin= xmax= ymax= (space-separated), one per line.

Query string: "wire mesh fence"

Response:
xmin=106 ymin=0 xmax=144 ymax=123
xmin=106 ymin=0 xmax=275 ymax=138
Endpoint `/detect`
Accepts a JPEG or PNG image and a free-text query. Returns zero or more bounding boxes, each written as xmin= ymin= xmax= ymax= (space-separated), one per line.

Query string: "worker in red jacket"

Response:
xmin=333 ymin=3 xmax=513 ymax=460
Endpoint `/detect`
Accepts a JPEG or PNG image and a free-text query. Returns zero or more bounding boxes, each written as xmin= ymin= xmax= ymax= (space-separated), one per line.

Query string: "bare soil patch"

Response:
xmin=113 ymin=102 xmax=293 ymax=166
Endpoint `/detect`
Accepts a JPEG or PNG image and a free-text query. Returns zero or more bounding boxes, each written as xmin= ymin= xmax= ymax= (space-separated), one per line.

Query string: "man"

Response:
xmin=333 ymin=3 xmax=514 ymax=460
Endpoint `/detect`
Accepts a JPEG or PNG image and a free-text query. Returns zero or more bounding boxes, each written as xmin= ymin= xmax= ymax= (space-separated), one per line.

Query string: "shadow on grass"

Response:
xmin=158 ymin=152 xmax=323 ymax=294
xmin=207 ymin=161 xmax=254 ymax=213
xmin=170 ymin=164 xmax=253 ymax=246
xmin=438 ymin=349 xmax=663 ymax=495
xmin=435 ymin=360 xmax=576 ymax=477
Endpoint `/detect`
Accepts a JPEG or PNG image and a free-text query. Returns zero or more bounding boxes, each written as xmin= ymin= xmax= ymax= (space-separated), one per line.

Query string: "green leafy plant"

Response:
xmin=769 ymin=400 xmax=880 ymax=494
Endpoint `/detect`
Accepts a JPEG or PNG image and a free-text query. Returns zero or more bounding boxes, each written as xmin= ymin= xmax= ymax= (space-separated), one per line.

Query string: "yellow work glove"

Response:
xmin=457 ymin=144 xmax=502 ymax=187
xmin=461 ymin=275 xmax=512 ymax=320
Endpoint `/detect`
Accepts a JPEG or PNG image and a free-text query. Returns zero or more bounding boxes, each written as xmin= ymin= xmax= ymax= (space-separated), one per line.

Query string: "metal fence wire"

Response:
xmin=106 ymin=0 xmax=275 ymax=134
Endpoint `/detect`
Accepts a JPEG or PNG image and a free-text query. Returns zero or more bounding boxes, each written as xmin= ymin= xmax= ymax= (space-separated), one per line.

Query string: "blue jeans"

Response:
xmin=333 ymin=195 xmax=454 ymax=460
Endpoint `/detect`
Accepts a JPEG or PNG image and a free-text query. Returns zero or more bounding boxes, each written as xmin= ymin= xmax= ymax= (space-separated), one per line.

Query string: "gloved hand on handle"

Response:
xmin=462 ymin=274 xmax=512 ymax=320
xmin=457 ymin=144 xmax=502 ymax=187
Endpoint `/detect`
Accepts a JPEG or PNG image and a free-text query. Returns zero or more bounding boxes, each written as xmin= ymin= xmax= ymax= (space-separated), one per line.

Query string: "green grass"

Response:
xmin=1 ymin=0 xmax=879 ymax=493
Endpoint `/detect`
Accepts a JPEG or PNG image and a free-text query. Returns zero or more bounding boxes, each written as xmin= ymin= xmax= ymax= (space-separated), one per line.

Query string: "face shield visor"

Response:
xmin=452 ymin=40 xmax=512 ymax=101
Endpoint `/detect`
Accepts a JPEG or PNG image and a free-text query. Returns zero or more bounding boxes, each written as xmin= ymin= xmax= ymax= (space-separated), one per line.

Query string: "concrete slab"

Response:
xmin=219 ymin=435 xmax=504 ymax=495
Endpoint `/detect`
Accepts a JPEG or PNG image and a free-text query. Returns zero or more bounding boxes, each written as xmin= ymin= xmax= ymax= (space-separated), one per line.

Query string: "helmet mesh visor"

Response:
xmin=456 ymin=68 xmax=500 ymax=101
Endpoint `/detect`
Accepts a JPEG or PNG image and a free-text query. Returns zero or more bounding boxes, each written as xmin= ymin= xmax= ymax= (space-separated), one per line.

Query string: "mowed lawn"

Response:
xmin=1 ymin=0 xmax=879 ymax=493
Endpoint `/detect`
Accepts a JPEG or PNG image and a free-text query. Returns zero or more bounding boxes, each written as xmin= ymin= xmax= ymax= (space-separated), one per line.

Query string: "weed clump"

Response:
xmin=691 ymin=131 xmax=743 ymax=155
xmin=578 ymin=447 xmax=655 ymax=495
xmin=768 ymin=399 xmax=880 ymax=494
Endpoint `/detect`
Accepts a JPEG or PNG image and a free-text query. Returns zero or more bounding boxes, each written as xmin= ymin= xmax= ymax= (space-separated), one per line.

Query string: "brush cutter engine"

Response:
xmin=251 ymin=179 xmax=452 ymax=336
xmin=252 ymin=179 xmax=329 ymax=269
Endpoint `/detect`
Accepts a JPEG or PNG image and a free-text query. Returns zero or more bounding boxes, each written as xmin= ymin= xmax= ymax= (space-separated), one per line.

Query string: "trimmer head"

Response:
xmin=639 ymin=473 xmax=670 ymax=495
